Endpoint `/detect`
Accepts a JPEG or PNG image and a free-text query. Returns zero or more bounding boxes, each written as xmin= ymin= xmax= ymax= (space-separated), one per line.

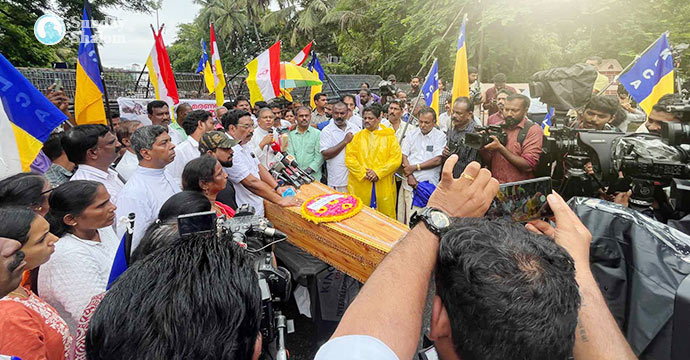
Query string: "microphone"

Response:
xmin=270 ymin=169 xmax=290 ymax=186
xmin=283 ymin=154 xmax=316 ymax=182
xmin=272 ymin=162 xmax=302 ymax=187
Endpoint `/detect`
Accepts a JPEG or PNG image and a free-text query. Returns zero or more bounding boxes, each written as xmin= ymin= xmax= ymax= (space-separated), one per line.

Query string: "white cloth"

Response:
xmin=166 ymin=136 xmax=200 ymax=189
xmin=37 ymin=226 xmax=119 ymax=335
xmin=636 ymin=122 xmax=650 ymax=133
xmin=397 ymin=185 xmax=422 ymax=225
xmin=279 ymin=119 xmax=291 ymax=128
xmin=114 ymin=150 xmax=138 ymax=182
xmin=70 ymin=165 xmax=124 ymax=203
xmin=380 ymin=118 xmax=414 ymax=143
xmin=225 ymin=135 xmax=265 ymax=216
xmin=438 ymin=112 xmax=451 ymax=133
xmin=400 ymin=127 xmax=445 ymax=190
xmin=320 ymin=119 xmax=362 ymax=187
xmin=115 ymin=166 xmax=180 ymax=250
xmin=168 ymin=124 xmax=185 ymax=145
xmin=315 ymin=335 xmax=399 ymax=360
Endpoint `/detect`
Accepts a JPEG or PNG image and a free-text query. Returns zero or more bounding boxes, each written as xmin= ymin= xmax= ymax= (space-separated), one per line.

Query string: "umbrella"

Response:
xmin=280 ymin=62 xmax=323 ymax=88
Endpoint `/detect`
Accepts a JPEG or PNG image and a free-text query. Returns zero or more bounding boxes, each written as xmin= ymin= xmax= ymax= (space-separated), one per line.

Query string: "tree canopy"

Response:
xmin=168 ymin=0 xmax=690 ymax=82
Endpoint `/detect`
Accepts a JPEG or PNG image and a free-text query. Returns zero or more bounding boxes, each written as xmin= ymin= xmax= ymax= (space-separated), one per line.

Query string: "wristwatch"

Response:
xmin=409 ymin=207 xmax=451 ymax=237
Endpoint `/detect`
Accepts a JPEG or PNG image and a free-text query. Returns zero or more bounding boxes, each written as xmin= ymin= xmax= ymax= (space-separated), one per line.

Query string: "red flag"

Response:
xmin=290 ymin=41 xmax=313 ymax=67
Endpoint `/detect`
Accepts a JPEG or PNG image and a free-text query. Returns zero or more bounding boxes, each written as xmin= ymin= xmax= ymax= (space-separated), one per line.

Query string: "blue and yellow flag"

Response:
xmin=308 ymin=52 xmax=325 ymax=109
xmin=0 ymin=53 xmax=67 ymax=177
xmin=541 ymin=107 xmax=554 ymax=136
xmin=451 ymin=15 xmax=470 ymax=105
xmin=196 ymin=39 xmax=216 ymax=95
xmin=421 ymin=58 xmax=440 ymax=118
xmin=619 ymin=33 xmax=674 ymax=116
xmin=75 ymin=3 xmax=107 ymax=125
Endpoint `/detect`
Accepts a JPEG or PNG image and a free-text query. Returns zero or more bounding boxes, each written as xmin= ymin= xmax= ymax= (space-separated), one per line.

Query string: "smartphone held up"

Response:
xmin=486 ymin=177 xmax=553 ymax=222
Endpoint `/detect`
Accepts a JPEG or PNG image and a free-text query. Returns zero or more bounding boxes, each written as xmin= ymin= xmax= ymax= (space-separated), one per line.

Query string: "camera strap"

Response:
xmin=517 ymin=119 xmax=537 ymax=146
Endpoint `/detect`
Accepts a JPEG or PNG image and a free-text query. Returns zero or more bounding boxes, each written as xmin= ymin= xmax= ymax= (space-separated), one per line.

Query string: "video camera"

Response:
xmin=378 ymin=80 xmax=397 ymax=97
xmin=464 ymin=125 xmax=508 ymax=150
xmin=177 ymin=205 xmax=292 ymax=359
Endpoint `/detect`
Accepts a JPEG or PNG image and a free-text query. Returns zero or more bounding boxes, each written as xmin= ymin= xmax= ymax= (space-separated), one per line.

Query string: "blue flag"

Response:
xmin=370 ymin=183 xmax=377 ymax=209
xmin=619 ymin=33 xmax=674 ymax=116
xmin=0 ymin=52 xmax=66 ymax=176
xmin=196 ymin=39 xmax=209 ymax=74
xmin=421 ymin=58 xmax=440 ymax=116
xmin=541 ymin=107 xmax=554 ymax=136
xmin=106 ymin=233 xmax=128 ymax=289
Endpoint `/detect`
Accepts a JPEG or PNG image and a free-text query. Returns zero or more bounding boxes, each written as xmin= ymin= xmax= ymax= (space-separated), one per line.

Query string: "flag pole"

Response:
xmin=400 ymin=59 xmax=437 ymax=144
xmin=415 ymin=8 xmax=464 ymax=77
xmin=596 ymin=31 xmax=669 ymax=96
xmin=84 ymin=0 xmax=113 ymax=129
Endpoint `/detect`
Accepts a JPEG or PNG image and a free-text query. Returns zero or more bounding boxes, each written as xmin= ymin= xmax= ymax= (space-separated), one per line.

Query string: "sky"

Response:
xmin=97 ymin=0 xmax=201 ymax=70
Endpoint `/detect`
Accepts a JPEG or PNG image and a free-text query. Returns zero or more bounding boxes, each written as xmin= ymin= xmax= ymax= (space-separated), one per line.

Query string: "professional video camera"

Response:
xmin=464 ymin=125 xmax=508 ymax=149
xmin=177 ymin=206 xmax=292 ymax=359
xmin=378 ymin=79 xmax=397 ymax=97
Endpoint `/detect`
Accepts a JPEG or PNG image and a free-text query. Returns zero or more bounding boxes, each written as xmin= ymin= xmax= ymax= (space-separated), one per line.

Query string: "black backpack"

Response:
xmin=516 ymin=119 xmax=551 ymax=177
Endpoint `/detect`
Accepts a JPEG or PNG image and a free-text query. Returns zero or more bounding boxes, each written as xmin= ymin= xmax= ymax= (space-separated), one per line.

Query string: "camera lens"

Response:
xmin=661 ymin=122 xmax=690 ymax=146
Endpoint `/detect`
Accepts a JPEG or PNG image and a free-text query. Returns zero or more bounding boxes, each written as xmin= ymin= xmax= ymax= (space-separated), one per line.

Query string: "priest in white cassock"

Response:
xmin=115 ymin=125 xmax=180 ymax=250
xmin=166 ymin=109 xmax=216 ymax=188
xmin=397 ymin=108 xmax=445 ymax=224
xmin=247 ymin=108 xmax=283 ymax=169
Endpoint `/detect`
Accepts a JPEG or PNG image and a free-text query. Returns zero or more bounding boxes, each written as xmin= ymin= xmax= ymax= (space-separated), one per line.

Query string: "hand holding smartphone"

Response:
xmin=486 ymin=177 xmax=554 ymax=222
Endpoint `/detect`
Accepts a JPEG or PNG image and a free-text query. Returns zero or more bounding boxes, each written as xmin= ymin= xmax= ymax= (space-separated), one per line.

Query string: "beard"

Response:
xmin=504 ymin=116 xmax=521 ymax=127
xmin=219 ymin=159 xmax=233 ymax=168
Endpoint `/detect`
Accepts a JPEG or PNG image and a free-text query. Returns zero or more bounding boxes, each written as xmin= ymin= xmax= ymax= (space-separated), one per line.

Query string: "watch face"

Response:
xmin=430 ymin=210 xmax=450 ymax=228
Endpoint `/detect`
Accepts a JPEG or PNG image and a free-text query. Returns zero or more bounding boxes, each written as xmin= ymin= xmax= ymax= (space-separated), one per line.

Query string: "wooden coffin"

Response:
xmin=265 ymin=182 xmax=409 ymax=282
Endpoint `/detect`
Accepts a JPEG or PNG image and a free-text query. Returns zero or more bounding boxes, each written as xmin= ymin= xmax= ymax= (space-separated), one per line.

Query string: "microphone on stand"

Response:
xmin=272 ymin=161 xmax=302 ymax=187
xmin=283 ymin=153 xmax=316 ymax=183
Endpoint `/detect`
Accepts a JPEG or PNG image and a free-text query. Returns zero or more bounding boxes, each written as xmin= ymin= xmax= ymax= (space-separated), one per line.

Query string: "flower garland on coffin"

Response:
xmin=300 ymin=193 xmax=363 ymax=224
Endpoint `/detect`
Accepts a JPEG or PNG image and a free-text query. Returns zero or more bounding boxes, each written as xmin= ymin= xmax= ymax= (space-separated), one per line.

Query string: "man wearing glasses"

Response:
xmin=220 ymin=109 xmax=301 ymax=216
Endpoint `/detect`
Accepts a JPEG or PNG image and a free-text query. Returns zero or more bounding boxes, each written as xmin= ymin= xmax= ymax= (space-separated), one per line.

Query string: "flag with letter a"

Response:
xmin=421 ymin=59 xmax=440 ymax=117
xmin=619 ymin=33 xmax=674 ymax=115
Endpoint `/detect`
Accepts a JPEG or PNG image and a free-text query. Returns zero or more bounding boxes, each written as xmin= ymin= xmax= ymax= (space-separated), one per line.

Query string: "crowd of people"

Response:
xmin=0 ymin=58 xmax=682 ymax=359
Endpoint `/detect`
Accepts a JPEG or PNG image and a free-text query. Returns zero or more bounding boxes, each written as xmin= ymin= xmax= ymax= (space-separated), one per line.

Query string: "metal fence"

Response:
xmin=17 ymin=67 xmax=386 ymax=107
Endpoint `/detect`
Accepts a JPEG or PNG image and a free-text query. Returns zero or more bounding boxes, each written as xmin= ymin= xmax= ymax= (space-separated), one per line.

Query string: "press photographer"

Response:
xmin=479 ymin=94 xmax=544 ymax=183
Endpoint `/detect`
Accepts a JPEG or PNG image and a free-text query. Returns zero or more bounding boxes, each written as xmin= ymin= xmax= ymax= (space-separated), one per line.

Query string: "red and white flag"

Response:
xmin=146 ymin=28 xmax=179 ymax=106
xmin=290 ymin=41 xmax=313 ymax=67
xmin=246 ymin=41 xmax=281 ymax=105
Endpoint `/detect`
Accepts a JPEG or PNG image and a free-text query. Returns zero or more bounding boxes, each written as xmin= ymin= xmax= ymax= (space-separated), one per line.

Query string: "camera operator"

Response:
xmin=442 ymin=97 xmax=478 ymax=178
xmin=221 ymin=109 xmax=302 ymax=217
xmin=315 ymin=158 xmax=635 ymax=360
xmin=481 ymin=94 xmax=544 ymax=183
xmin=569 ymin=96 xmax=620 ymax=131
xmin=635 ymin=93 xmax=683 ymax=135
xmin=483 ymin=73 xmax=517 ymax=117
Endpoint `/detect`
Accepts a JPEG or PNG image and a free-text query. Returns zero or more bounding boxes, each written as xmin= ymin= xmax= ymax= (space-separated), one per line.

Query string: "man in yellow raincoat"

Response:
xmin=345 ymin=105 xmax=402 ymax=218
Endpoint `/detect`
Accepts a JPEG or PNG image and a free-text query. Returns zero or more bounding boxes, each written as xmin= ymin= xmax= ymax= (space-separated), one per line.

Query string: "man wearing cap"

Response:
xmin=199 ymin=131 xmax=239 ymax=210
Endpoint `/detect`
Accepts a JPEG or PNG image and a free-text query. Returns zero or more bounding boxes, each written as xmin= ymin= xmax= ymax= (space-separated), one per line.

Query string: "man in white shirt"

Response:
xmin=166 ymin=109 xmax=216 ymax=188
xmin=115 ymin=125 xmax=180 ymax=250
xmin=247 ymin=108 xmax=281 ymax=169
xmin=64 ymin=124 xmax=124 ymax=202
xmin=220 ymin=109 xmax=301 ymax=216
xmin=342 ymin=94 xmax=363 ymax=129
xmin=438 ymin=98 xmax=453 ymax=133
xmin=320 ymin=102 xmax=361 ymax=192
xmin=397 ymin=108 xmax=445 ymax=224
xmin=114 ymin=120 xmax=143 ymax=182
xmin=147 ymin=100 xmax=185 ymax=145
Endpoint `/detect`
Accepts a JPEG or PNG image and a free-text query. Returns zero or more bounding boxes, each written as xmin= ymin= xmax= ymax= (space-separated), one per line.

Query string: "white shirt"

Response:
xmin=225 ymin=135 xmax=265 ymax=216
xmin=114 ymin=150 xmax=138 ymax=182
xmin=38 ymin=226 xmax=119 ymax=334
xmin=401 ymin=127 xmax=446 ymax=190
xmin=166 ymin=136 xmax=200 ymax=189
xmin=315 ymin=335 xmax=399 ymax=360
xmin=348 ymin=114 xmax=363 ymax=129
xmin=70 ymin=164 xmax=124 ymax=203
xmin=247 ymin=127 xmax=271 ymax=166
xmin=438 ymin=112 xmax=452 ymax=133
xmin=278 ymin=119 xmax=291 ymax=128
xmin=168 ymin=124 xmax=185 ymax=145
xmin=115 ymin=166 xmax=180 ymax=250
xmin=381 ymin=118 xmax=415 ymax=143
xmin=320 ymin=119 xmax=362 ymax=187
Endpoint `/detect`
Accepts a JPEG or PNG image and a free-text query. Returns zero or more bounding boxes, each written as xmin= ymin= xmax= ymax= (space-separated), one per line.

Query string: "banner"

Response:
xmin=117 ymin=97 xmax=220 ymax=125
